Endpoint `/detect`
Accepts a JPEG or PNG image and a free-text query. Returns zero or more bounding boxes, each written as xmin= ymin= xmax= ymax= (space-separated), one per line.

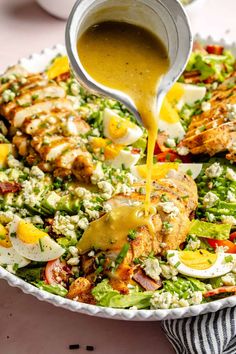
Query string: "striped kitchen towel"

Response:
xmin=162 ymin=307 xmax=236 ymax=354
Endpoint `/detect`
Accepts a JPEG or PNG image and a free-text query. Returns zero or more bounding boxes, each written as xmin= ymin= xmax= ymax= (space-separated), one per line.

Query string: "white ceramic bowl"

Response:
xmin=1 ymin=40 xmax=236 ymax=321
xmin=36 ymin=0 xmax=76 ymax=20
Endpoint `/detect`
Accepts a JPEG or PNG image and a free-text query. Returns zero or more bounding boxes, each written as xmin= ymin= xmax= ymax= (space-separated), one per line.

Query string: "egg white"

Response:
xmin=107 ymin=148 xmax=141 ymax=169
xmin=0 ymin=245 xmax=30 ymax=268
xmin=103 ymin=108 xmax=143 ymax=145
xmin=176 ymin=84 xmax=207 ymax=111
xmin=9 ymin=217 xmax=65 ymax=262
xmin=167 ymin=250 xmax=236 ymax=279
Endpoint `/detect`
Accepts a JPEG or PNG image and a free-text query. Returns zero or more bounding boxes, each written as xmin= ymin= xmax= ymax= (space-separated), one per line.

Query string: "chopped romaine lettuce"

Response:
xmin=35 ymin=281 xmax=68 ymax=297
xmin=92 ymin=279 xmax=152 ymax=309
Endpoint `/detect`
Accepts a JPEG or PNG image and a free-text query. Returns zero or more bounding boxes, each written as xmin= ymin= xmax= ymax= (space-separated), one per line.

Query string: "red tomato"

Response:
xmin=45 ymin=258 xmax=70 ymax=285
xmin=154 ymin=132 xmax=171 ymax=154
xmin=206 ymin=45 xmax=224 ymax=55
xmin=230 ymin=232 xmax=236 ymax=242
xmin=207 ymin=239 xmax=236 ymax=253
xmin=156 ymin=152 xmax=181 ymax=162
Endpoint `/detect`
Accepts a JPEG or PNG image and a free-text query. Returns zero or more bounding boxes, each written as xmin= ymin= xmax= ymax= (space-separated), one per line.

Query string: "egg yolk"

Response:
xmin=47 ymin=56 xmax=69 ymax=80
xmin=108 ymin=116 xmax=133 ymax=139
xmin=179 ymin=249 xmax=217 ymax=270
xmin=0 ymin=224 xmax=12 ymax=248
xmin=17 ymin=220 xmax=48 ymax=244
xmin=0 ymin=144 xmax=13 ymax=168
xmin=160 ymin=83 xmax=185 ymax=124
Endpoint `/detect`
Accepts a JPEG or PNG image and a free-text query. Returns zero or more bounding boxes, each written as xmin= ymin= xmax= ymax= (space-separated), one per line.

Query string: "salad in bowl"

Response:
xmin=0 ymin=41 xmax=236 ymax=311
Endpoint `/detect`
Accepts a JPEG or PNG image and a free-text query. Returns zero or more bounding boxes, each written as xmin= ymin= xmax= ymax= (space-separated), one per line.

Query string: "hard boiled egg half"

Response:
xmin=103 ymin=108 xmax=143 ymax=145
xmin=91 ymin=137 xmax=141 ymax=169
xmin=167 ymin=249 xmax=236 ymax=279
xmin=9 ymin=217 xmax=65 ymax=262
xmin=159 ymin=83 xmax=206 ymax=140
xmin=0 ymin=224 xmax=30 ymax=268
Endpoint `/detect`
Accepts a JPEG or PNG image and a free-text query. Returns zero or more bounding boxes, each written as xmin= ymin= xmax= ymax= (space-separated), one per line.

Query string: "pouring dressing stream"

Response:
xmin=75 ymin=21 xmax=169 ymax=254
xmin=78 ymin=21 xmax=169 ymax=214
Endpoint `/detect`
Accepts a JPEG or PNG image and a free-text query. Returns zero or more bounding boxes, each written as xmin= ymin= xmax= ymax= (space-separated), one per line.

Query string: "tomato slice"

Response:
xmin=154 ymin=132 xmax=171 ymax=154
xmin=230 ymin=232 xmax=236 ymax=242
xmin=204 ymin=286 xmax=236 ymax=298
xmin=206 ymin=45 xmax=224 ymax=55
xmin=45 ymin=258 xmax=71 ymax=285
xmin=207 ymin=239 xmax=236 ymax=253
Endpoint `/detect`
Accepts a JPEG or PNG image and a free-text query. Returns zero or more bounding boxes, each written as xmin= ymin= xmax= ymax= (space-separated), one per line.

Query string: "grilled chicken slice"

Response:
xmin=180 ymin=78 xmax=236 ymax=160
xmin=80 ymin=171 xmax=198 ymax=292
xmin=2 ymin=84 xmax=66 ymax=116
xmin=10 ymin=98 xmax=73 ymax=128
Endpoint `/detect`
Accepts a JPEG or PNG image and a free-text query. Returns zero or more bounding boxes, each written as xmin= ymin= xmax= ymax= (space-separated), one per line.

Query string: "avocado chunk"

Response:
xmin=189 ymin=220 xmax=231 ymax=240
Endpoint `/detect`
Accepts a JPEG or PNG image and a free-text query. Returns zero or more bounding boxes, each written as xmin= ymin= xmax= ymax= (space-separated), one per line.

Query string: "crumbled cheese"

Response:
xmin=143 ymin=258 xmax=161 ymax=281
xmin=70 ymin=82 xmax=80 ymax=96
xmin=203 ymin=192 xmax=219 ymax=208
xmin=75 ymin=187 xmax=91 ymax=200
xmin=226 ymin=167 xmax=236 ymax=182
xmin=221 ymin=215 xmax=236 ymax=226
xmin=97 ymin=181 xmax=114 ymax=199
xmin=67 ymin=257 xmax=80 ymax=266
xmin=103 ymin=203 xmax=112 ymax=213
xmin=31 ymin=215 xmax=44 ymax=225
xmin=226 ymin=103 xmax=236 ymax=121
xmin=187 ymin=237 xmax=201 ymax=251
xmin=227 ymin=190 xmax=236 ymax=203
xmin=2 ymin=89 xmax=15 ymax=103
xmin=160 ymin=264 xmax=178 ymax=279
xmin=7 ymin=155 xmax=23 ymax=169
xmin=151 ymin=291 xmax=176 ymax=309
xmin=30 ymin=166 xmax=44 ymax=179
xmin=69 ymin=246 xmax=79 ymax=257
xmin=205 ymin=162 xmax=223 ymax=178
xmin=189 ymin=291 xmax=203 ymax=305
xmin=176 ymin=146 xmax=189 ymax=156
xmin=215 ymin=245 xmax=229 ymax=253
xmin=52 ymin=213 xmax=77 ymax=239
xmin=201 ymin=101 xmax=211 ymax=112
xmin=212 ymin=82 xmax=218 ymax=90
xmin=166 ymin=138 xmax=176 ymax=148
xmin=157 ymin=201 xmax=179 ymax=218
xmin=151 ymin=290 xmax=203 ymax=309
xmin=221 ymin=273 xmax=236 ymax=286
xmin=88 ymin=250 xmax=95 ymax=257
xmin=86 ymin=209 xmax=100 ymax=220
xmin=77 ymin=217 xmax=89 ymax=230
xmin=91 ymin=163 xmax=104 ymax=184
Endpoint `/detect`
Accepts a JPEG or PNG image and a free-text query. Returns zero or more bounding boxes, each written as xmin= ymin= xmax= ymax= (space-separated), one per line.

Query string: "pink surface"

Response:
xmin=0 ymin=0 xmax=235 ymax=353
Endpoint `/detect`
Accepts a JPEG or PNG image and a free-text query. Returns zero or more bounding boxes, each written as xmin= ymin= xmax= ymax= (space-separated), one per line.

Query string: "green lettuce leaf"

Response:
xmin=92 ymin=279 xmax=152 ymax=309
xmin=34 ymin=281 xmax=68 ymax=297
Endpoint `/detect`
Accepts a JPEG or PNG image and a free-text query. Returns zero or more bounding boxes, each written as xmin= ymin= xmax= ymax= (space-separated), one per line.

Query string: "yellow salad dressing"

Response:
xmin=77 ymin=21 xmax=169 ymax=250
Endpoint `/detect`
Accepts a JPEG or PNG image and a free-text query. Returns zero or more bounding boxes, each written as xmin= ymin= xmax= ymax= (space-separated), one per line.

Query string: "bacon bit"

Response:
xmin=206 ymin=45 xmax=224 ymax=55
xmin=0 ymin=182 xmax=21 ymax=194
xmin=133 ymin=268 xmax=162 ymax=291
xmin=203 ymin=286 xmax=236 ymax=298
